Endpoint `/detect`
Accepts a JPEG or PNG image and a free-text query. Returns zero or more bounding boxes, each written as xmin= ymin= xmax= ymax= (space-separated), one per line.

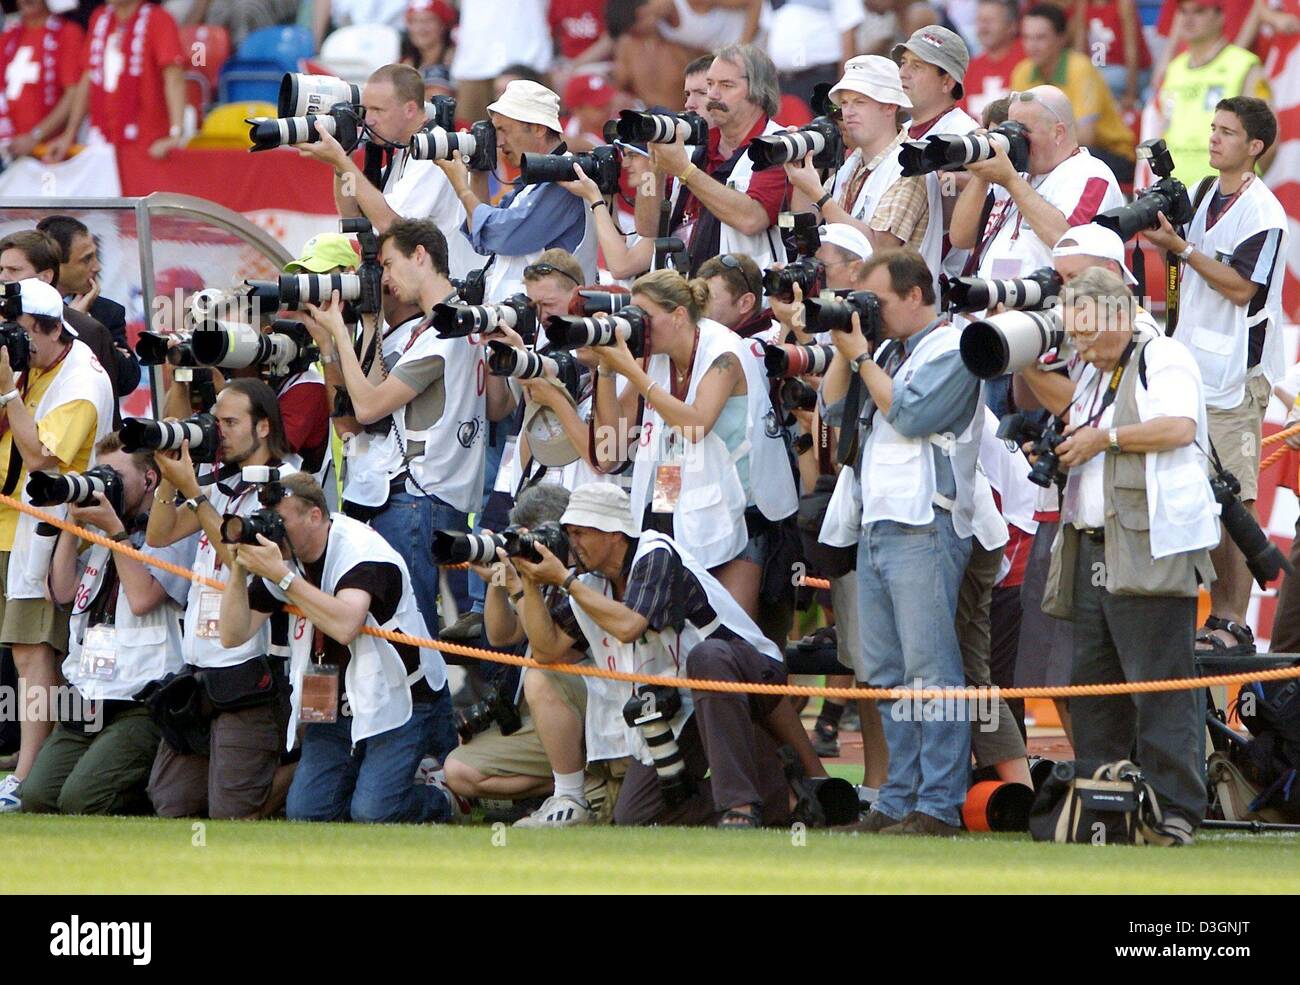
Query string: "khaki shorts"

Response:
xmin=446 ymin=668 xmax=588 ymax=780
xmin=0 ymin=550 xmax=70 ymax=653
xmin=1207 ymin=374 xmax=1272 ymax=502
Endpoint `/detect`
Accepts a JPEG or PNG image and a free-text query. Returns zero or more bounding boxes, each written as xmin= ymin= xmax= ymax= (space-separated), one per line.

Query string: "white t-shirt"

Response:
xmin=382 ymin=151 xmax=486 ymax=280
xmin=1062 ymin=336 xmax=1202 ymax=529
xmin=659 ymin=0 xmax=755 ymax=51
xmin=450 ymin=0 xmax=553 ymax=80
xmin=329 ymin=0 xmax=406 ymax=30
xmin=977 ymin=149 xmax=1124 ymax=283
xmin=767 ymin=0 xmax=865 ymax=72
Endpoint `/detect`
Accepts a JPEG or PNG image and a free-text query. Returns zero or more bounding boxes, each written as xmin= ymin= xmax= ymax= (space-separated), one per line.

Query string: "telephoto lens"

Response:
xmin=431 ymin=529 xmax=507 ymax=565
xmin=119 ymin=413 xmax=220 ymax=464
xmin=615 ymin=109 xmax=708 ymax=145
xmin=747 ymin=118 xmax=841 ymax=170
xmin=485 ymin=340 xmax=557 ymax=380
xmin=941 ymin=267 xmax=1062 ymax=313
xmin=622 ymin=686 xmax=694 ymax=807
xmin=278 ymin=72 xmax=360 ymax=117
xmin=575 ymin=289 xmax=632 ymax=315
xmin=408 ymin=121 xmax=496 ymax=171
xmin=246 ymin=107 xmax=360 ymax=153
xmin=763 ymin=343 xmax=835 ymax=378
xmin=26 ymin=465 xmax=125 ymax=515
xmin=780 ymin=377 xmax=819 ymax=412
xmin=518 ymin=146 xmax=622 ymax=194
xmin=898 ymin=120 xmax=1030 ymax=176
xmin=544 ymin=308 xmax=647 ymax=357
xmin=190 ymin=321 xmax=315 ymax=375
xmin=960 ymin=308 xmax=1064 ymax=379
xmin=246 ymin=273 xmax=363 ymax=310
xmin=431 ymin=298 xmax=538 ymax=340
xmin=220 ymin=508 xmax=287 ymax=545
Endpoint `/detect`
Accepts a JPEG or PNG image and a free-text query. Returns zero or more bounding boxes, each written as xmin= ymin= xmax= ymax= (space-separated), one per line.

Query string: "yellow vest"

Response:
xmin=1160 ymin=44 xmax=1268 ymax=187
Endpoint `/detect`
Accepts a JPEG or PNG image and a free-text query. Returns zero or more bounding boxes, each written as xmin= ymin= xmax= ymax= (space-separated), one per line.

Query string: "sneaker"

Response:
xmin=0 ymin=774 xmax=21 ymax=814
xmin=811 ymin=720 xmax=840 ymax=758
xmin=412 ymin=756 xmax=441 ymax=786
xmin=840 ymin=704 xmax=861 ymax=733
xmin=440 ymin=612 xmax=485 ymax=642
xmin=880 ymin=810 xmax=963 ymax=838
xmin=422 ymin=768 xmax=472 ymax=823
xmin=512 ymin=794 xmax=594 ymax=828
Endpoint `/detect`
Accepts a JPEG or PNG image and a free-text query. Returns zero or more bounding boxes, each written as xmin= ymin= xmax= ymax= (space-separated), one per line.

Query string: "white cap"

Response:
xmin=487 ymin=79 xmax=563 ymax=133
xmin=520 ymin=380 xmax=580 ymax=468
xmin=560 ymin=483 xmax=639 ymax=538
xmin=17 ymin=278 xmax=64 ymax=319
xmin=820 ymin=223 xmax=873 ymax=261
xmin=830 ymin=55 xmax=912 ymax=110
xmin=1053 ymin=224 xmax=1138 ymax=286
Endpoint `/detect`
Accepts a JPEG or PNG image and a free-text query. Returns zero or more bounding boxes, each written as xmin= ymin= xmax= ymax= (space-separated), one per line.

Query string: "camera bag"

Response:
xmin=1028 ymin=759 xmax=1179 ymax=845
xmin=200 ymin=655 xmax=281 ymax=713
xmin=796 ymin=474 xmax=856 ymax=578
xmin=137 ymin=668 xmax=211 ymax=757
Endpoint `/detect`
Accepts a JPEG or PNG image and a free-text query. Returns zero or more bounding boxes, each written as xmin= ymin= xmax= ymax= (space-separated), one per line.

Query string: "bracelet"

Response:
xmin=1177 ymin=243 xmax=1194 ymax=262
xmin=678 ymin=162 xmax=697 ymax=183
xmin=589 ymin=199 xmax=607 ymax=212
xmin=320 ymin=350 xmax=338 ymax=365
xmin=561 ymin=571 xmax=578 ymax=594
xmin=646 ymin=381 xmax=660 ymax=399
xmin=597 ymin=367 xmax=616 ymax=379
xmin=815 ymin=191 xmax=833 ymax=212
xmin=0 ymin=389 xmax=19 ymax=408
xmin=110 ymin=530 xmax=131 ymax=543
xmin=510 ymin=590 xmax=525 ymax=604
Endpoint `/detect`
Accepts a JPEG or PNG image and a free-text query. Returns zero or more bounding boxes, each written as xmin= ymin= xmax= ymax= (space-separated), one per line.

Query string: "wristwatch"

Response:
xmin=815 ymin=191 xmax=833 ymax=212
xmin=1177 ymin=243 xmax=1194 ymax=262
xmin=1108 ymin=428 xmax=1122 ymax=454
xmin=277 ymin=570 xmax=298 ymax=592
xmin=319 ymin=350 xmax=338 ymax=365
xmin=850 ymin=352 xmax=872 ymax=373
xmin=183 ymin=493 xmax=208 ymax=513
xmin=560 ymin=570 xmax=578 ymax=594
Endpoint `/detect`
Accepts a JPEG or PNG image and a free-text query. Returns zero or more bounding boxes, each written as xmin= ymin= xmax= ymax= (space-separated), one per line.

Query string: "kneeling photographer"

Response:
xmin=22 ymin=434 xmax=195 ymax=816
xmin=1039 ymin=269 xmax=1220 ymax=844
xmin=142 ymin=379 xmax=296 ymax=820
xmin=512 ymin=485 xmax=807 ymax=829
xmin=219 ymin=473 xmax=458 ymax=824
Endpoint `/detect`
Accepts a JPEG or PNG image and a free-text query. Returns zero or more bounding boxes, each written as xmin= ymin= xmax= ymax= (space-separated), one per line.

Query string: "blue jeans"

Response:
xmin=286 ymin=688 xmax=457 ymax=823
xmin=468 ymin=425 xmax=509 ymax=615
xmin=856 ymin=513 xmax=973 ymax=827
xmin=371 ymin=490 xmax=467 ymax=635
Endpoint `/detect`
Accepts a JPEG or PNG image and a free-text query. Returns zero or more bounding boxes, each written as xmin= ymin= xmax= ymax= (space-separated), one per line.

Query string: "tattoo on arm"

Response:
xmin=710 ymin=353 xmax=738 ymax=376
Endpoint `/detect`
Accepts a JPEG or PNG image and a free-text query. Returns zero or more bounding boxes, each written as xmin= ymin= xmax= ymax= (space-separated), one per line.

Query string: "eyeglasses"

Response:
xmin=718 ymin=253 xmax=761 ymax=300
xmin=1009 ymin=90 xmax=1067 ymax=128
xmin=523 ymin=262 xmax=579 ymax=286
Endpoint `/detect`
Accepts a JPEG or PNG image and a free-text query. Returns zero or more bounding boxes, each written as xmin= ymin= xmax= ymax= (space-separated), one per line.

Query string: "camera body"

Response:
xmin=247 ymin=103 xmax=362 ymax=154
xmin=499 ymin=520 xmax=570 ymax=565
xmin=27 ymin=464 xmax=126 ymax=517
xmin=942 ymin=266 xmax=1063 ymax=314
xmin=545 ymin=307 xmax=648 ymax=358
xmin=780 ymin=377 xmax=818 ymax=412
xmin=430 ymin=293 xmax=537 ymax=342
xmin=748 ymin=116 xmax=842 ymax=170
xmin=804 ymin=290 xmax=881 ymax=338
xmin=450 ymin=267 xmax=487 ymax=307
xmin=622 ymin=685 xmax=694 ymax=807
xmin=518 ymin=145 xmax=621 ymax=195
xmin=455 ymin=687 xmax=522 ymax=743
xmin=0 ymin=282 xmax=33 ymax=373
xmin=120 ymin=413 xmax=220 ymax=465
xmin=615 ymin=109 xmax=709 ymax=146
xmin=409 ymin=120 xmax=497 ymax=171
xmin=898 ymin=120 xmax=1030 ymax=177
xmin=996 ymin=413 xmax=1065 ymax=488
xmin=1093 ymin=139 xmax=1192 ymax=241
xmin=220 ymin=508 xmax=287 ymax=546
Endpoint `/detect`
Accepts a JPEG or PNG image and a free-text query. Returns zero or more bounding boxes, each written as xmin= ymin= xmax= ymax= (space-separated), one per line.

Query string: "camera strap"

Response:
xmin=1167 ymin=176 xmax=1217 ymax=337
xmin=1077 ymin=339 xmax=1137 ymax=429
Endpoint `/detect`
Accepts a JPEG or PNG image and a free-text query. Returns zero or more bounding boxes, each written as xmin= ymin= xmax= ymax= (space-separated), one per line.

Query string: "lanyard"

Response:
xmin=1075 ymin=339 xmax=1136 ymax=430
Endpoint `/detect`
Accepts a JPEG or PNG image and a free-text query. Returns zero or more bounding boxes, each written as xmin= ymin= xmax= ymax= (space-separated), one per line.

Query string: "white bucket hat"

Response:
xmin=560 ymin=484 xmax=639 ymax=538
xmin=830 ymin=55 xmax=912 ymax=110
xmin=487 ymin=79 xmax=562 ymax=133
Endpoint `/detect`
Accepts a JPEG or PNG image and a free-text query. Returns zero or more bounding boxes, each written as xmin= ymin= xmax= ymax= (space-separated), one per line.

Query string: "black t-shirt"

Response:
xmin=249 ymin=557 xmax=433 ymax=702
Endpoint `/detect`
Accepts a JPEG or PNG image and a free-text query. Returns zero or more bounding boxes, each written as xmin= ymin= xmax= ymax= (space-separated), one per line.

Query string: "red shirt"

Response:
xmin=680 ymin=115 xmax=789 ymax=228
xmin=277 ymin=379 xmax=330 ymax=471
xmin=0 ymin=18 xmax=85 ymax=137
xmin=961 ymin=40 xmax=1024 ymax=122
xmin=84 ymin=3 xmax=183 ymax=147
xmin=1083 ymin=3 xmax=1150 ymax=71
xmin=548 ymin=0 xmax=605 ymax=60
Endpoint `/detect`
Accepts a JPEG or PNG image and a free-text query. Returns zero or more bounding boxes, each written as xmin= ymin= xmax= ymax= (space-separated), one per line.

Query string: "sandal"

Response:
xmin=1195 ymin=616 xmax=1256 ymax=657
xmin=718 ymin=806 xmax=761 ymax=829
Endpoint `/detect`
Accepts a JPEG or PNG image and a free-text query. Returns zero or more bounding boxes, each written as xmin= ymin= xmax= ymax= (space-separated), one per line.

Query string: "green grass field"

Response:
xmin=2 ymin=813 xmax=1297 ymax=894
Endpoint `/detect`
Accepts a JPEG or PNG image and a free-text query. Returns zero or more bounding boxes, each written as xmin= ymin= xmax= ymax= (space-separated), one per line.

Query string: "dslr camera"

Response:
xmin=899 ymin=120 xmax=1030 ymax=177
xmin=450 ymin=267 xmax=488 ymax=307
xmin=431 ymin=520 xmax=570 ymax=567
xmin=27 ymin=465 xmax=125 ymax=517
xmin=519 ymin=145 xmax=621 ymax=195
xmin=942 ymin=266 xmax=1063 ymax=314
xmin=996 ymin=412 xmax=1066 ymax=489
xmin=455 ymin=686 xmax=522 ymax=743
xmin=615 ymin=109 xmax=708 ymax=146
xmin=762 ymin=212 xmax=825 ymax=303
xmin=0 ymin=281 xmax=33 ymax=373
xmin=804 ymin=290 xmax=882 ymax=338
xmin=409 ymin=121 xmax=496 ymax=171
xmin=623 ymin=686 xmax=694 ymax=807
xmin=545 ymin=307 xmax=649 ymax=358
xmin=219 ymin=463 xmax=299 ymax=546
xmin=748 ymin=115 xmax=842 ymax=170
xmin=1093 ymin=139 xmax=1193 ymax=241
xmin=1209 ymin=466 xmax=1293 ymax=587
xmin=431 ymin=293 xmax=536 ymax=342
xmin=960 ymin=307 xmax=1065 ymax=379
xmin=764 ymin=342 xmax=834 ymax=379
xmin=120 ymin=413 xmax=220 ymax=465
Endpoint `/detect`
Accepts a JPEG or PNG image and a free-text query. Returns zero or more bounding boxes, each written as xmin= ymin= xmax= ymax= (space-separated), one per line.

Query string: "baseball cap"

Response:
xmin=421 ymin=64 xmax=454 ymax=94
xmin=488 ymin=80 xmax=563 ymax=133
xmin=892 ymin=26 xmax=971 ymax=100
xmin=820 ymin=223 xmax=873 ymax=261
xmin=17 ymin=278 xmax=63 ymax=319
xmin=1053 ymin=224 xmax=1138 ymax=286
xmin=830 ymin=55 xmax=912 ymax=110
xmin=406 ymin=0 xmax=456 ymax=24
xmin=564 ymin=73 xmax=615 ymax=111
xmin=560 ymin=483 xmax=639 ymax=538
xmin=521 ymin=381 xmax=581 ymax=468
xmin=284 ymin=233 xmax=361 ymax=273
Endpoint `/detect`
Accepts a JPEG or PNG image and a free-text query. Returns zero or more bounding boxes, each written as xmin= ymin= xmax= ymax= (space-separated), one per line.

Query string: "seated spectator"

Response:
xmin=0 ymin=0 xmax=86 ymax=160
xmin=963 ymin=0 xmax=1023 ymax=121
xmin=174 ymin=0 xmax=298 ymax=47
xmin=399 ymin=0 xmax=455 ymax=73
xmin=23 ymin=434 xmax=195 ymax=816
xmin=1010 ymin=3 xmax=1137 ymax=181
xmin=49 ymin=0 xmax=186 ymax=161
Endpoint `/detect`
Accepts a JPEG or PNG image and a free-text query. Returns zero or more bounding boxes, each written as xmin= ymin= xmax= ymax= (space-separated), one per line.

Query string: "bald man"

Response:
xmin=949 ymin=85 xmax=1125 ymax=308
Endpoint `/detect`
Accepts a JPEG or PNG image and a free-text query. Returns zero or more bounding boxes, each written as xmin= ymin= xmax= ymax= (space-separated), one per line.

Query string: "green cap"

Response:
xmin=284 ymin=233 xmax=361 ymax=273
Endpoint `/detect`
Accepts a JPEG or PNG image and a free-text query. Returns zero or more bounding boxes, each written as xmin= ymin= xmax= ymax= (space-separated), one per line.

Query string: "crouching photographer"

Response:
xmin=22 ymin=434 xmax=195 ymax=816
xmin=219 ymin=473 xmax=458 ymax=824
xmin=512 ymin=485 xmax=830 ymax=829
xmin=1040 ymin=269 xmax=1220 ymax=844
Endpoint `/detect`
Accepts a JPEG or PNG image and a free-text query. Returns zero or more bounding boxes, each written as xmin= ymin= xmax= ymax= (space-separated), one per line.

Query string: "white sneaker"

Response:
xmin=413 ymin=756 xmax=441 ymax=786
xmin=0 ymin=774 xmax=21 ymax=814
xmin=422 ymin=768 xmax=472 ymax=823
xmin=513 ymin=794 xmax=594 ymax=828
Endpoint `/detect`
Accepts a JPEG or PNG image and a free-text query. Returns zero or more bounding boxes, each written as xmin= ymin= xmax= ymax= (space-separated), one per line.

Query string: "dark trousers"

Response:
xmin=614 ymin=638 xmax=790 ymax=826
xmin=989 ymin=584 xmax=1026 ymax=739
xmin=1069 ymin=536 xmax=1207 ymax=823
xmin=1266 ymin=513 xmax=1300 ymax=652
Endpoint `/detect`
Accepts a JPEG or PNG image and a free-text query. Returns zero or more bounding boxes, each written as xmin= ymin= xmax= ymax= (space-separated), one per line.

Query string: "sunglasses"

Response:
xmin=523 ymin=262 xmax=579 ymax=286
xmin=718 ymin=253 xmax=761 ymax=301
xmin=1009 ymin=90 xmax=1066 ymax=128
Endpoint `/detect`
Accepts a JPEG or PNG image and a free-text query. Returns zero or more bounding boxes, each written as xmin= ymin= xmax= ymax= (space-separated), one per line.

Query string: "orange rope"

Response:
xmin=6 ymin=492 xmax=1299 ymax=700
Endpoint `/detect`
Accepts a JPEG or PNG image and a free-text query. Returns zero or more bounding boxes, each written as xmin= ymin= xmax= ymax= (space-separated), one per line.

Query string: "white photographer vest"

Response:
xmin=919 ymin=105 xmax=978 ymax=299
xmin=6 ymin=339 xmax=115 ymax=600
xmin=341 ymin=317 xmax=417 ymax=508
xmin=272 ymin=514 xmax=447 ymax=748
xmin=720 ymin=118 xmax=788 ymax=271
xmin=394 ymin=329 xmax=487 ymax=513
xmin=567 ymin=531 xmax=782 ymax=766
xmin=62 ymin=542 xmax=186 ymax=702
xmin=482 ymin=182 xmax=598 ymax=303
xmin=858 ymin=323 xmax=982 ymax=535
xmin=1176 ymin=175 xmax=1289 ymax=409
xmin=828 ymin=139 xmax=906 ymax=228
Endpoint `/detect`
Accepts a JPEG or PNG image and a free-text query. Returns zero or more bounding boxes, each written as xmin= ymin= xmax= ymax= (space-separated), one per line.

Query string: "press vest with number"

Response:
xmin=1042 ymin=334 xmax=1218 ymax=615
xmin=341 ymin=316 xmax=417 ymax=508
xmin=1175 ymin=175 xmax=1288 ymax=410
xmin=393 ymin=330 xmax=487 ymax=513
xmin=482 ymin=182 xmax=598 ymax=302
xmin=183 ymin=482 xmax=269 ymax=669
xmin=6 ymin=339 xmax=115 ymax=599
xmin=271 ymin=514 xmax=447 ymax=748
xmin=628 ymin=319 xmax=796 ymax=568
xmin=718 ymin=118 xmax=788 ymax=271
xmin=566 ymin=531 xmax=783 ymax=766
xmin=858 ymin=323 xmax=983 ymax=535
xmin=62 ymin=541 xmax=185 ymax=702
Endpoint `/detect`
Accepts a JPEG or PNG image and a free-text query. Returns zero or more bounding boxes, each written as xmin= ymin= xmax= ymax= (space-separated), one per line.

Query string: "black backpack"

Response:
xmin=1231 ymin=665 xmax=1300 ymax=815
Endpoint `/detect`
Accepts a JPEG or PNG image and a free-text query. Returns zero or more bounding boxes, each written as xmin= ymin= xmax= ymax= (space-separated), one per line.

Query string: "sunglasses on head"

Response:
xmin=1008 ymin=90 xmax=1066 ymax=128
xmin=718 ymin=253 xmax=761 ymax=301
xmin=524 ymin=262 xmax=579 ymax=286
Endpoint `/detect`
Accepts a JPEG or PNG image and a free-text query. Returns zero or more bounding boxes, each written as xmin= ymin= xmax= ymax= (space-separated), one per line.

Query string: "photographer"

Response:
xmin=786 ymin=57 xmax=928 ymax=256
xmin=1141 ymin=96 xmax=1287 ymax=659
xmin=219 ymin=473 xmax=458 ymax=823
xmin=819 ymin=249 xmax=982 ymax=836
xmin=435 ymin=79 xmax=597 ymax=301
xmin=303 ymin=219 xmax=500 ymax=632
xmin=697 ymin=252 xmax=771 ymax=340
xmin=1040 ymin=268 xmax=1218 ymax=844
xmin=638 ymin=44 xmax=790 ymax=276
xmin=949 ymin=85 xmax=1123 ymax=293
xmin=22 ymin=434 xmax=194 ymax=816
xmin=512 ymin=484 xmax=803 ymax=828
xmin=443 ymin=485 xmax=629 ymax=826
xmin=145 ymin=379 xmax=295 ymax=820
xmin=0 ymin=279 xmax=115 ymax=815
xmin=296 ymin=63 xmax=484 ymax=279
